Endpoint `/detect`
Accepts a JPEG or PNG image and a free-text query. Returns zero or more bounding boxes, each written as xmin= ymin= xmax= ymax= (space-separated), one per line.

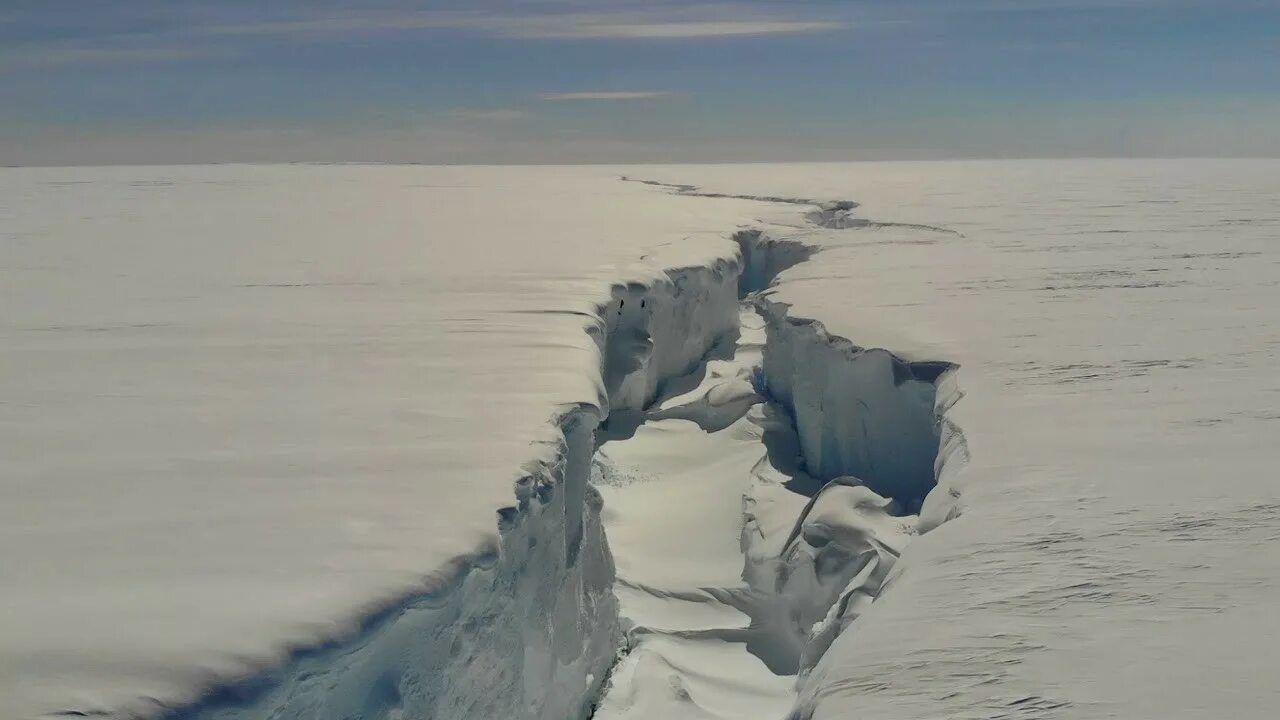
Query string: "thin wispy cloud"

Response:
xmin=7 ymin=0 xmax=1276 ymax=163
xmin=503 ymin=19 xmax=846 ymax=39
xmin=538 ymin=91 xmax=672 ymax=101
xmin=199 ymin=10 xmax=847 ymax=42
xmin=2 ymin=5 xmax=853 ymax=70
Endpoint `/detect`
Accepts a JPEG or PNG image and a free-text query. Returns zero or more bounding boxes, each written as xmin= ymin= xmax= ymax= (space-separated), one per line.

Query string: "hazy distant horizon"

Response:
xmin=4 ymin=1 xmax=1279 ymax=165
xmin=7 ymin=155 xmax=1280 ymax=170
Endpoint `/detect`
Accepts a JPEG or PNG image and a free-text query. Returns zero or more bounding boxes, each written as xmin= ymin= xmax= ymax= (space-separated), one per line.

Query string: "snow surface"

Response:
xmin=591 ymin=309 xmax=799 ymax=720
xmin=591 ymin=302 xmax=923 ymax=720
xmin=4 ymin=160 xmax=1280 ymax=720
xmin=634 ymin=160 xmax=1280 ymax=719
xmin=0 ymin=165 xmax=768 ymax=719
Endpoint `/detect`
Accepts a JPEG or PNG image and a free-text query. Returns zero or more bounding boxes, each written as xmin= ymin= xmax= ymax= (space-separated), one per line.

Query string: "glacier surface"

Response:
xmin=0 ymin=165 xmax=767 ymax=719
xmin=4 ymin=160 xmax=1279 ymax=719
xmin=637 ymin=160 xmax=1280 ymax=719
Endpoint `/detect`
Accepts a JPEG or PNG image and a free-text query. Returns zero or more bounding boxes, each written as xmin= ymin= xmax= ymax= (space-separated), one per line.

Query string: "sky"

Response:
xmin=2 ymin=0 xmax=1279 ymax=165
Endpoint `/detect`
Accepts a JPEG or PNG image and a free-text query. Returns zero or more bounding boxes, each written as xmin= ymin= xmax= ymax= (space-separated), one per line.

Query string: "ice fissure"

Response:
xmin=586 ymin=222 xmax=964 ymax=718
xmin=170 ymin=190 xmax=964 ymax=720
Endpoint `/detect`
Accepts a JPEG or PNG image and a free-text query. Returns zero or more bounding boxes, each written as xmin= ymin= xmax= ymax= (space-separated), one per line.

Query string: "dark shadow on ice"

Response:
xmin=596 ymin=409 xmax=645 ymax=445
xmin=646 ymin=330 xmax=739 ymax=409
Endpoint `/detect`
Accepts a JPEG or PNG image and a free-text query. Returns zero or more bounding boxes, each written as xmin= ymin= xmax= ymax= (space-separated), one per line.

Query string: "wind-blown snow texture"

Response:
xmin=0 ymin=166 xmax=764 ymax=720
xmin=638 ymin=160 xmax=1280 ymax=720
xmin=4 ymin=160 xmax=1280 ymax=720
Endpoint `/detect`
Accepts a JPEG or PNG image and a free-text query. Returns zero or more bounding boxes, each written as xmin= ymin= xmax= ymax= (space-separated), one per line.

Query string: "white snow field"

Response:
xmin=627 ymin=160 xmax=1280 ymax=720
xmin=3 ymin=160 xmax=1279 ymax=720
xmin=0 ymin=165 xmax=766 ymax=720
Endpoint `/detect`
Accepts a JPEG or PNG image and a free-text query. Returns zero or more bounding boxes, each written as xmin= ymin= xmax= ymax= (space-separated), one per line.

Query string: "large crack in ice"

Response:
xmin=159 ymin=179 xmax=965 ymax=720
xmin=585 ymin=214 xmax=965 ymax=718
xmin=168 ymin=250 xmax=748 ymax=720
xmin=621 ymin=176 xmax=964 ymax=237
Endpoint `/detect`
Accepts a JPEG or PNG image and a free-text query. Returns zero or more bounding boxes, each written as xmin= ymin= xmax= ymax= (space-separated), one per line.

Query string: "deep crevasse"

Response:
xmin=590 ymin=276 xmax=967 ymax=718
xmin=180 ymin=249 xmax=746 ymax=720
xmin=177 ymin=219 xmax=963 ymax=720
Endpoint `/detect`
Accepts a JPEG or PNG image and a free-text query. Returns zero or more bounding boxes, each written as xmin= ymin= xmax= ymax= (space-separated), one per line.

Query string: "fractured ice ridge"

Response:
xmin=170 ymin=405 xmax=620 ymax=720
xmin=755 ymin=300 xmax=961 ymax=511
xmin=159 ymin=214 xmax=964 ymax=720
xmin=600 ymin=260 xmax=742 ymax=417
xmin=807 ymin=212 xmax=965 ymax=237
xmin=620 ymin=176 xmax=858 ymax=229
xmin=732 ymin=220 xmax=963 ymax=511
xmin=590 ymin=187 xmax=968 ymax=717
xmin=765 ymin=479 xmax=916 ymax=680
xmin=736 ymin=232 xmax=967 ymax=675
xmin=734 ymin=229 xmax=816 ymax=296
xmin=734 ymin=215 xmax=962 ymax=510
xmin=165 ymin=258 xmax=745 ymax=720
xmin=589 ymin=228 xmax=969 ymax=719
xmin=621 ymin=176 xmax=963 ymax=236
xmin=620 ymin=176 xmax=845 ymax=208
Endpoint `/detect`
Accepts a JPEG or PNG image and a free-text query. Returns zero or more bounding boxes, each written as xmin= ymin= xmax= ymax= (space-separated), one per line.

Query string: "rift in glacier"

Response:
xmin=174 ymin=247 xmax=746 ymax=720
xmin=756 ymin=301 xmax=959 ymax=512
xmin=588 ymin=222 xmax=967 ymax=718
xmin=170 ymin=202 xmax=963 ymax=720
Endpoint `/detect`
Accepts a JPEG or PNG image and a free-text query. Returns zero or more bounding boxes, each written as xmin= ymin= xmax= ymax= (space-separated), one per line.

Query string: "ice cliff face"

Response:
xmin=777 ymin=480 xmax=914 ymax=677
xmin=179 ymin=203 xmax=963 ymax=720
xmin=186 ymin=409 xmax=619 ymax=720
xmin=602 ymin=261 xmax=741 ymax=416
xmin=756 ymin=303 xmax=955 ymax=511
xmin=180 ymin=252 xmax=747 ymax=720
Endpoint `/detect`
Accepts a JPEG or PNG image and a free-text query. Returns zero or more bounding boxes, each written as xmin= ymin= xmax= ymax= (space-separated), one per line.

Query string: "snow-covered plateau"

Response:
xmin=3 ymin=160 xmax=1278 ymax=720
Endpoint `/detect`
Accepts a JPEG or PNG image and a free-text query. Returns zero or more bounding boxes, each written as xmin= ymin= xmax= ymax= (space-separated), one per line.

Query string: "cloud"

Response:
xmin=498 ymin=19 xmax=846 ymax=39
xmin=537 ymin=91 xmax=672 ymax=101
xmin=199 ymin=11 xmax=847 ymax=42
xmin=2 ymin=5 xmax=852 ymax=70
